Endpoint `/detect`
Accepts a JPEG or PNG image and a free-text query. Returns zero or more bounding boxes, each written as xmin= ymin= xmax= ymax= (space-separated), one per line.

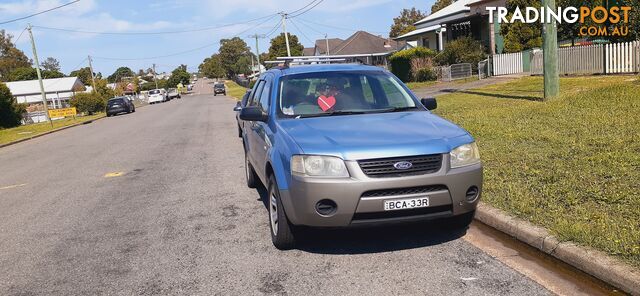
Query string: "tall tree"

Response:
xmin=265 ymin=33 xmax=304 ymax=63
xmin=430 ymin=0 xmax=452 ymax=14
xmin=199 ymin=54 xmax=225 ymax=78
xmin=107 ymin=67 xmax=134 ymax=83
xmin=166 ymin=66 xmax=191 ymax=88
xmin=41 ymin=57 xmax=61 ymax=72
xmin=218 ymin=37 xmax=252 ymax=77
xmin=389 ymin=8 xmax=427 ymax=38
xmin=6 ymin=67 xmax=64 ymax=82
xmin=0 ymin=30 xmax=31 ymax=81
xmin=500 ymin=0 xmax=542 ymax=53
xmin=69 ymin=67 xmax=95 ymax=85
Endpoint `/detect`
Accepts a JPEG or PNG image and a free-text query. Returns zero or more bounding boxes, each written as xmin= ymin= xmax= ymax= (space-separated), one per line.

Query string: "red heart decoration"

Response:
xmin=317 ymin=95 xmax=336 ymax=111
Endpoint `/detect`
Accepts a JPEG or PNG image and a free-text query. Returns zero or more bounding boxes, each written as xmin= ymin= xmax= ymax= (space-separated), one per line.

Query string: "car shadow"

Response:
xmin=453 ymin=90 xmax=542 ymax=101
xmin=254 ymin=186 xmax=468 ymax=255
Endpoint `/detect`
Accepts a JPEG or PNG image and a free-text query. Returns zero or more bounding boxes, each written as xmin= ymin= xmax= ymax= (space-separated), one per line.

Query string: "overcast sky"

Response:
xmin=0 ymin=0 xmax=434 ymax=76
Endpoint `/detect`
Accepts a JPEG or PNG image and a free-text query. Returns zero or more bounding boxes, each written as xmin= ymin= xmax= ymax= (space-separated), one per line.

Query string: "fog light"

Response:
xmin=465 ymin=186 xmax=479 ymax=202
xmin=315 ymin=199 xmax=337 ymax=216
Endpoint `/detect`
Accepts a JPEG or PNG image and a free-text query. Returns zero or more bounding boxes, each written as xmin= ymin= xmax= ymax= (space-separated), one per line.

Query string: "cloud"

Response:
xmin=201 ymin=0 xmax=393 ymax=18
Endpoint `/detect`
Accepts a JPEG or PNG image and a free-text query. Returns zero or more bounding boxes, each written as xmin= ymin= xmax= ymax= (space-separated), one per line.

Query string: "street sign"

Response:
xmin=48 ymin=107 xmax=77 ymax=118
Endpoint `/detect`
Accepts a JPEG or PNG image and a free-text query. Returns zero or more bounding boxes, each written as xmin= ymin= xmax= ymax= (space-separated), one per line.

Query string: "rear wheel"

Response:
xmin=268 ymin=175 xmax=296 ymax=250
xmin=244 ymin=152 xmax=259 ymax=188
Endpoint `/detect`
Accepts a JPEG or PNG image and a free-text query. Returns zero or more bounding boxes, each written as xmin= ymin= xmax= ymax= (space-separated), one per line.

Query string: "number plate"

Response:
xmin=384 ymin=197 xmax=430 ymax=211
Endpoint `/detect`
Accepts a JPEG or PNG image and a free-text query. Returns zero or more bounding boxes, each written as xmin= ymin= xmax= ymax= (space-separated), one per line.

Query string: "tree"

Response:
xmin=434 ymin=36 xmax=486 ymax=69
xmin=94 ymin=79 xmax=115 ymax=99
xmin=166 ymin=66 xmax=191 ymax=88
xmin=500 ymin=0 xmax=542 ymax=53
xmin=107 ymin=67 xmax=134 ymax=83
xmin=389 ymin=8 xmax=427 ymax=38
xmin=430 ymin=0 xmax=452 ymax=14
xmin=69 ymin=67 xmax=95 ymax=86
xmin=41 ymin=57 xmax=60 ymax=72
xmin=0 ymin=82 xmax=25 ymax=128
xmin=0 ymin=30 xmax=31 ymax=81
xmin=70 ymin=92 xmax=105 ymax=115
xmin=219 ymin=37 xmax=252 ymax=77
xmin=265 ymin=33 xmax=304 ymax=63
xmin=199 ymin=54 xmax=225 ymax=78
xmin=6 ymin=67 xmax=64 ymax=82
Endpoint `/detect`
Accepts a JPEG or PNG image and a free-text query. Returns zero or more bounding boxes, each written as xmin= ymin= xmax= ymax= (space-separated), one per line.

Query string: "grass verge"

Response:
xmin=435 ymin=75 xmax=640 ymax=267
xmin=406 ymin=81 xmax=438 ymax=90
xmin=0 ymin=113 xmax=104 ymax=146
xmin=225 ymin=80 xmax=248 ymax=100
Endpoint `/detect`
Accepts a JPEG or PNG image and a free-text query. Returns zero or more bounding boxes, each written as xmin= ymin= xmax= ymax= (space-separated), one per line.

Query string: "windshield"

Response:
xmin=215 ymin=84 xmax=224 ymax=88
xmin=278 ymin=71 xmax=418 ymax=118
xmin=149 ymin=90 xmax=161 ymax=95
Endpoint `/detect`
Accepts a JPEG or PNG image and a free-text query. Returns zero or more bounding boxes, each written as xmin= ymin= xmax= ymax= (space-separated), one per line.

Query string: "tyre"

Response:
xmin=214 ymin=93 xmax=217 ymax=96
xmin=268 ymin=175 xmax=296 ymax=250
xmin=244 ymin=152 xmax=259 ymax=189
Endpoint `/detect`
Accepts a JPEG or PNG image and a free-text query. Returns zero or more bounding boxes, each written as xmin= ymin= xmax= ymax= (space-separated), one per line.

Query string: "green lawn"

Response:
xmin=434 ymin=75 xmax=640 ymax=266
xmin=406 ymin=81 xmax=438 ymax=90
xmin=225 ymin=80 xmax=248 ymax=100
xmin=0 ymin=113 xmax=104 ymax=146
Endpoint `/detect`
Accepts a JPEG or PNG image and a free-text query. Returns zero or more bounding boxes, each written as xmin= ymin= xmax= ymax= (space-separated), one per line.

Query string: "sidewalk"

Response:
xmin=411 ymin=75 xmax=526 ymax=98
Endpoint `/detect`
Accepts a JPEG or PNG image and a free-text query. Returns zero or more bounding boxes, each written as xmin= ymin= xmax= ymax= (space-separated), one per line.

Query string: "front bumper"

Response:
xmin=279 ymin=157 xmax=482 ymax=227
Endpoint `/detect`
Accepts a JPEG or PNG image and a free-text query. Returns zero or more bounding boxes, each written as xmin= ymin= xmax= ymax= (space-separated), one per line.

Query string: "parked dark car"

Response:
xmin=213 ymin=83 xmax=226 ymax=96
xmin=234 ymin=90 xmax=251 ymax=137
xmin=106 ymin=96 xmax=135 ymax=117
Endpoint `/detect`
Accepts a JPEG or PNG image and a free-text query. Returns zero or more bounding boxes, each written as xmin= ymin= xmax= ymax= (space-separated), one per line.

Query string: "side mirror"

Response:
xmin=421 ymin=98 xmax=437 ymax=110
xmin=239 ymin=106 xmax=268 ymax=122
xmin=233 ymin=101 xmax=242 ymax=112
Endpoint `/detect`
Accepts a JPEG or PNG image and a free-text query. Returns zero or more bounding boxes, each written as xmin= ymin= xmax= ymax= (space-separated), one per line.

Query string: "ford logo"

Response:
xmin=393 ymin=161 xmax=413 ymax=170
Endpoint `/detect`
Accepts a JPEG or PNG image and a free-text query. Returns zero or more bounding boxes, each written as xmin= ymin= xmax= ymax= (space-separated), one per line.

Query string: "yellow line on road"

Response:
xmin=104 ymin=172 xmax=125 ymax=178
xmin=0 ymin=183 xmax=27 ymax=190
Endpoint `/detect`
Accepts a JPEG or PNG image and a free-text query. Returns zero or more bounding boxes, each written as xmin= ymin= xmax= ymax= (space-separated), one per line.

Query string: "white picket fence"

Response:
xmin=492 ymin=52 xmax=523 ymax=75
xmin=498 ymin=40 xmax=640 ymax=76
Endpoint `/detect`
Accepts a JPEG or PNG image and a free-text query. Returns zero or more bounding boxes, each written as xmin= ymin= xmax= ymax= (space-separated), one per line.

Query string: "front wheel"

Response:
xmin=268 ymin=175 xmax=296 ymax=250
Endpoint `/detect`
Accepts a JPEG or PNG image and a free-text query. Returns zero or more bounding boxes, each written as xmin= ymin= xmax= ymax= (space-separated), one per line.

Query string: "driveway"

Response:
xmin=411 ymin=75 xmax=524 ymax=98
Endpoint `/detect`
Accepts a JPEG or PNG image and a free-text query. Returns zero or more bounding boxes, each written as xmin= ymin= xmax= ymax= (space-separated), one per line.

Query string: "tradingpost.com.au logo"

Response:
xmin=487 ymin=5 xmax=632 ymax=37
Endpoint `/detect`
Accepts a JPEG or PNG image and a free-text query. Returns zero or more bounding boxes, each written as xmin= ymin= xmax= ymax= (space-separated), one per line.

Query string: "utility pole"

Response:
xmin=325 ymin=34 xmax=330 ymax=56
xmin=27 ymin=24 xmax=52 ymax=127
xmin=87 ymin=55 xmax=97 ymax=92
xmin=152 ymin=63 xmax=158 ymax=89
xmin=248 ymin=34 xmax=265 ymax=73
xmin=280 ymin=13 xmax=291 ymax=57
xmin=542 ymin=0 xmax=559 ymax=100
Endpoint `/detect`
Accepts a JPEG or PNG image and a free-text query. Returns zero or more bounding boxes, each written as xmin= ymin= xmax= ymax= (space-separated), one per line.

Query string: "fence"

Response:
xmin=493 ymin=52 xmax=523 ymax=75
xmin=435 ymin=63 xmax=473 ymax=82
xmin=478 ymin=59 xmax=490 ymax=79
xmin=501 ymin=40 xmax=640 ymax=76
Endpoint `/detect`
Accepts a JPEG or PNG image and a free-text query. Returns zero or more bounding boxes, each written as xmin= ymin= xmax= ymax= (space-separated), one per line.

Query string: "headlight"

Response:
xmin=291 ymin=155 xmax=349 ymax=177
xmin=450 ymin=142 xmax=481 ymax=168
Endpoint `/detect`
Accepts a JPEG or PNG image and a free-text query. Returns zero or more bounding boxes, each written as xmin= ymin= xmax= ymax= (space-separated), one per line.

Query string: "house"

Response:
xmin=5 ymin=77 xmax=85 ymax=123
xmin=301 ymin=31 xmax=404 ymax=66
xmin=394 ymin=0 xmax=505 ymax=54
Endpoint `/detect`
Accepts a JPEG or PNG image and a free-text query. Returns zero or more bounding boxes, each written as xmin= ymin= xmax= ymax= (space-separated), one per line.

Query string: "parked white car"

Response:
xmin=148 ymin=89 xmax=167 ymax=104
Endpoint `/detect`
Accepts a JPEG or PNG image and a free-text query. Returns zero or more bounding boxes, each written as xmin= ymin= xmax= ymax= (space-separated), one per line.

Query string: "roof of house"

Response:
xmin=5 ymin=77 xmax=85 ymax=96
xmin=414 ymin=0 xmax=478 ymax=27
xmin=314 ymin=38 xmax=344 ymax=54
xmin=329 ymin=31 xmax=399 ymax=55
xmin=394 ymin=24 xmax=446 ymax=40
xmin=302 ymin=47 xmax=315 ymax=56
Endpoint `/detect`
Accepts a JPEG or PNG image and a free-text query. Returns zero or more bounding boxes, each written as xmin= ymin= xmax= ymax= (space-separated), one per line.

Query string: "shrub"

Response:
xmin=434 ymin=36 xmax=486 ymax=70
xmin=389 ymin=47 xmax=437 ymax=82
xmin=415 ymin=68 xmax=437 ymax=82
xmin=70 ymin=92 xmax=106 ymax=115
xmin=0 ymin=82 xmax=23 ymax=128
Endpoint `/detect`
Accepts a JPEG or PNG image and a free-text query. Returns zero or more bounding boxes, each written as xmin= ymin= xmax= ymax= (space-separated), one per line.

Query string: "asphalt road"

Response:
xmin=0 ymin=80 xmax=551 ymax=295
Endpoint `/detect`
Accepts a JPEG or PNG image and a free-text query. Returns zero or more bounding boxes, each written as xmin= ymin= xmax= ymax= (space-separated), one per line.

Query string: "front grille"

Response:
xmin=351 ymin=205 xmax=452 ymax=222
xmin=358 ymin=154 xmax=443 ymax=178
xmin=361 ymin=185 xmax=448 ymax=198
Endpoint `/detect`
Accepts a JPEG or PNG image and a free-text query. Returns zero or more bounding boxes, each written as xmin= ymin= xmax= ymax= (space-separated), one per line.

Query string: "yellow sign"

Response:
xmin=48 ymin=107 xmax=77 ymax=118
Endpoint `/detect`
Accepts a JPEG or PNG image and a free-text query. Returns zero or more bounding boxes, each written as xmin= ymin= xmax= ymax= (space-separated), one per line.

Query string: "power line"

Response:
xmin=91 ymin=15 xmax=279 ymax=61
xmin=289 ymin=0 xmax=324 ymax=18
xmin=297 ymin=18 xmax=387 ymax=35
xmin=287 ymin=0 xmax=319 ymax=15
xmin=288 ymin=18 xmax=314 ymax=45
xmin=0 ymin=0 xmax=81 ymax=25
xmin=32 ymin=13 xmax=279 ymax=35
xmin=13 ymin=27 xmax=28 ymax=44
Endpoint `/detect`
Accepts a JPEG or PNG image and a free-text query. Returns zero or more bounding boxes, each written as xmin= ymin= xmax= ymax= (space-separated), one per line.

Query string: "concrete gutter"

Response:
xmin=0 ymin=115 xmax=105 ymax=149
xmin=475 ymin=202 xmax=640 ymax=295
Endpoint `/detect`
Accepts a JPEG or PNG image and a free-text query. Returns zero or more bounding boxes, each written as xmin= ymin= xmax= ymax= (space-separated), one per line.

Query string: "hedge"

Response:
xmin=389 ymin=47 xmax=437 ymax=82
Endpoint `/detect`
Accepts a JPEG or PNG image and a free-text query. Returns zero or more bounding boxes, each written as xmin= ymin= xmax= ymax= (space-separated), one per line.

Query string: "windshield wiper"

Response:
xmin=377 ymin=106 xmax=419 ymax=112
xmin=297 ymin=110 xmax=367 ymax=118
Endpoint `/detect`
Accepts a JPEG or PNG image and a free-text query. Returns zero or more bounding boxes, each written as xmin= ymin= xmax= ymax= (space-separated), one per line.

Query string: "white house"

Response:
xmin=5 ymin=77 xmax=85 ymax=123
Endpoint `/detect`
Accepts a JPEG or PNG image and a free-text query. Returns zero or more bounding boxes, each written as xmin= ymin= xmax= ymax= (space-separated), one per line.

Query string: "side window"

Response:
xmin=258 ymin=76 xmax=272 ymax=112
xmin=248 ymin=81 xmax=265 ymax=107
